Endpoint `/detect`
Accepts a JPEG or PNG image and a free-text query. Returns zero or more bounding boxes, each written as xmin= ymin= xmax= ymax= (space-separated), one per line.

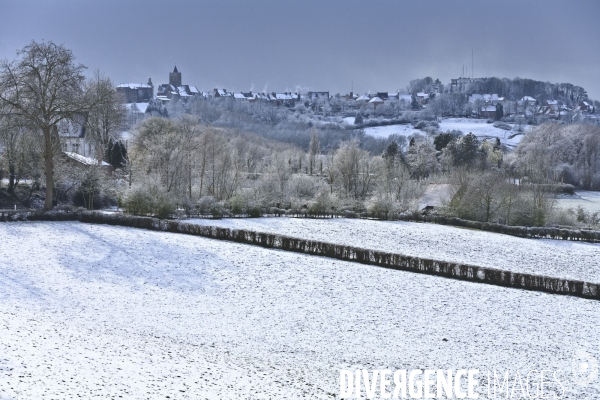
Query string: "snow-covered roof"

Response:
xmin=398 ymin=94 xmax=412 ymax=101
xmin=416 ymin=92 xmax=429 ymax=98
xmin=176 ymin=87 xmax=190 ymax=97
xmin=273 ymin=93 xmax=295 ymax=100
xmin=521 ymin=96 xmax=536 ymax=102
xmin=214 ymin=89 xmax=231 ymax=96
xmin=369 ymin=96 xmax=384 ymax=103
xmin=546 ymin=100 xmax=558 ymax=105
xmin=470 ymin=94 xmax=503 ymax=103
xmin=64 ymin=152 xmax=110 ymax=167
xmin=117 ymin=83 xmax=152 ymax=89
xmin=355 ymin=94 xmax=370 ymax=101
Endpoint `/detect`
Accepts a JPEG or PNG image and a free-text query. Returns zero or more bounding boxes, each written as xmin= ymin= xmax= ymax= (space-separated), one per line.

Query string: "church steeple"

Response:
xmin=169 ymin=65 xmax=182 ymax=87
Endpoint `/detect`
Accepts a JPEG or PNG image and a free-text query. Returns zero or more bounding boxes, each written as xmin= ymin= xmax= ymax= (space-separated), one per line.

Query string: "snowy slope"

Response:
xmin=186 ymin=217 xmax=600 ymax=283
xmin=0 ymin=221 xmax=599 ymax=398
xmin=438 ymin=118 xmax=524 ymax=146
xmin=363 ymin=124 xmax=422 ymax=139
xmin=556 ymin=191 xmax=600 ymax=214
xmin=363 ymin=119 xmax=525 ymax=147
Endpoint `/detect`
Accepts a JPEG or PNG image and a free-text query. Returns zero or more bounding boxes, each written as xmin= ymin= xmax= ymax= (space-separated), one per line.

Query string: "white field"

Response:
xmin=438 ymin=118 xmax=524 ymax=146
xmin=1 ymin=221 xmax=599 ymax=399
xmin=363 ymin=124 xmax=422 ymax=139
xmin=556 ymin=191 xmax=600 ymax=214
xmin=364 ymin=118 xmax=526 ymax=147
xmin=186 ymin=217 xmax=600 ymax=283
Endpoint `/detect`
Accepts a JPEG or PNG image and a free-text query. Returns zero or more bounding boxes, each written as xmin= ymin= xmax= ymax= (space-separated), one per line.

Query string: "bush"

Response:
xmin=229 ymin=195 xmax=245 ymax=216
xmin=124 ymin=186 xmax=175 ymax=218
xmin=196 ymin=196 xmax=217 ymax=215
xmin=493 ymin=121 xmax=512 ymax=130
xmin=247 ymin=205 xmax=262 ymax=218
xmin=124 ymin=186 xmax=153 ymax=215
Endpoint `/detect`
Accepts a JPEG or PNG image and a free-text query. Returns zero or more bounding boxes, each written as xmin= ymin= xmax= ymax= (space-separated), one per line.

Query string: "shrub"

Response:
xmin=196 ymin=196 xmax=217 ymax=215
xmin=247 ymin=205 xmax=262 ymax=218
xmin=229 ymin=196 xmax=245 ymax=216
xmin=124 ymin=186 xmax=153 ymax=215
xmin=493 ymin=121 xmax=512 ymax=130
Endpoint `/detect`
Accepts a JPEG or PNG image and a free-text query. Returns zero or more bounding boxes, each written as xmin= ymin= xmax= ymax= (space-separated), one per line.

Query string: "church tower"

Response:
xmin=169 ymin=66 xmax=182 ymax=87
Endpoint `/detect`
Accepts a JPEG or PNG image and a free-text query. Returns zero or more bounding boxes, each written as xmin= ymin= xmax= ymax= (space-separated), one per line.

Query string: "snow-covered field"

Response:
xmin=438 ymin=118 xmax=524 ymax=146
xmin=1 ymin=221 xmax=599 ymax=399
xmin=363 ymin=124 xmax=422 ymax=139
xmin=364 ymin=118 xmax=526 ymax=147
xmin=556 ymin=191 xmax=600 ymax=214
xmin=186 ymin=217 xmax=600 ymax=283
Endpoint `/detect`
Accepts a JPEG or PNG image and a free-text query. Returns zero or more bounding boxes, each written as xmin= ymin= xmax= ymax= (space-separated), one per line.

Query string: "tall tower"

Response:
xmin=169 ymin=66 xmax=182 ymax=87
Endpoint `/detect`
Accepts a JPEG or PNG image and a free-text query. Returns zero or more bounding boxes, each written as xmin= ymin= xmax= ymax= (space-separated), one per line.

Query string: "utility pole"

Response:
xmin=472 ymin=49 xmax=474 ymax=79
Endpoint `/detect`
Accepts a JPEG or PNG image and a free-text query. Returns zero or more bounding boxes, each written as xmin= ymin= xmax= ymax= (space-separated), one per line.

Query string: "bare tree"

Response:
xmin=0 ymin=112 xmax=30 ymax=193
xmin=85 ymin=71 xmax=126 ymax=163
xmin=0 ymin=41 xmax=88 ymax=209
xmin=308 ymin=129 xmax=320 ymax=175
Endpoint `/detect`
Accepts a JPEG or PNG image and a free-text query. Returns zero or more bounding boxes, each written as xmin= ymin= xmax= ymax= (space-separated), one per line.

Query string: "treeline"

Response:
xmin=123 ymin=116 xmax=426 ymax=218
xmin=123 ymin=108 xmax=600 ymax=230
xmin=409 ymin=76 xmax=591 ymax=104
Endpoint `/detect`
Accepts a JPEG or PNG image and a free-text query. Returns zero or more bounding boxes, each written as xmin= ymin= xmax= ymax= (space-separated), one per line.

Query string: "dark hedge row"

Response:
xmin=69 ymin=212 xmax=599 ymax=301
xmin=396 ymin=214 xmax=600 ymax=243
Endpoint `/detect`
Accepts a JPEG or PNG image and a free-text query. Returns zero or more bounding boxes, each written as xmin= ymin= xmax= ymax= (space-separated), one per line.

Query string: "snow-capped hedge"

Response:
xmin=400 ymin=214 xmax=600 ymax=243
xmin=69 ymin=212 xmax=600 ymax=301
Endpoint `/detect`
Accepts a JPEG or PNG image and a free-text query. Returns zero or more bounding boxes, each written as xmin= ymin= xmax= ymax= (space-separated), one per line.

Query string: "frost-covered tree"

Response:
xmin=406 ymin=137 xmax=439 ymax=179
xmin=308 ymin=129 xmax=320 ymax=175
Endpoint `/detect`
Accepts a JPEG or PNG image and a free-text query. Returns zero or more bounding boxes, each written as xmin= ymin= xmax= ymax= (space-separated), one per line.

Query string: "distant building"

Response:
xmin=376 ymin=92 xmax=389 ymax=100
xmin=308 ymin=91 xmax=330 ymax=100
xmin=479 ymin=105 xmax=497 ymax=119
xmin=157 ymin=66 xmax=200 ymax=101
xmin=116 ymin=79 xmax=154 ymax=103
xmin=58 ymin=113 xmax=94 ymax=158
xmin=169 ymin=65 xmax=182 ymax=87
xmin=450 ymin=77 xmax=483 ymax=93
xmin=369 ymin=97 xmax=384 ymax=109
xmin=213 ymin=88 xmax=232 ymax=98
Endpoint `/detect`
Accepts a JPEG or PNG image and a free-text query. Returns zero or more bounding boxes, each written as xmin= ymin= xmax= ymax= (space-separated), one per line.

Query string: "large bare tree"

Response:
xmin=0 ymin=41 xmax=88 ymax=210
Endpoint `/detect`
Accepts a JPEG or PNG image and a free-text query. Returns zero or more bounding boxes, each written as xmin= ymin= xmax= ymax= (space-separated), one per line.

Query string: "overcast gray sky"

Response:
xmin=1 ymin=0 xmax=599 ymax=98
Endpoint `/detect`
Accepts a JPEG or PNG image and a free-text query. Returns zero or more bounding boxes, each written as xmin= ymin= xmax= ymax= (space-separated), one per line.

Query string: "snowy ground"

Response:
xmin=364 ymin=118 xmax=526 ymax=147
xmin=556 ymin=191 xmax=600 ymax=214
xmin=1 ymin=221 xmax=599 ymax=399
xmin=186 ymin=217 xmax=600 ymax=283
xmin=438 ymin=118 xmax=524 ymax=147
xmin=363 ymin=124 xmax=422 ymax=139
